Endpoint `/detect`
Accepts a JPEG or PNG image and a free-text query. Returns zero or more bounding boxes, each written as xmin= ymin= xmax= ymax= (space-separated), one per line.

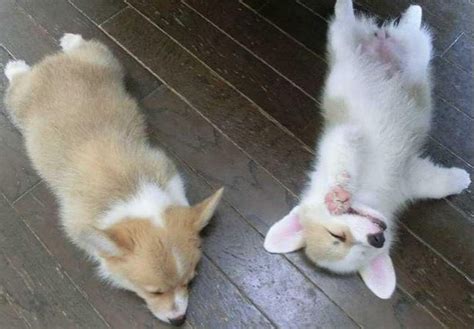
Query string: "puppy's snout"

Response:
xmin=168 ymin=315 xmax=186 ymax=326
xmin=367 ymin=232 xmax=385 ymax=248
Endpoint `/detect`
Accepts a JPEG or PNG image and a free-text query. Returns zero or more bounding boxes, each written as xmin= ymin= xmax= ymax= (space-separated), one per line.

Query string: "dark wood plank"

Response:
xmin=16 ymin=0 xmax=159 ymax=99
xmin=0 ymin=286 xmax=30 ymax=329
xmin=433 ymin=56 xmax=473 ymax=118
xmin=0 ymin=46 xmax=40 ymax=202
xmin=442 ymin=33 xmax=473 ymax=74
xmin=143 ymin=86 xmax=446 ymax=328
xmin=0 ymin=196 xmax=110 ymax=328
xmin=68 ymin=0 xmax=126 ymax=24
xmin=243 ymin=0 xmax=328 ymax=56
xmin=101 ymin=7 xmax=313 ymax=194
xmin=393 ymin=228 xmax=474 ymax=328
xmin=184 ymin=0 xmax=327 ymax=100
xmin=188 ymin=257 xmax=274 ymax=329
xmin=128 ymin=0 xmax=323 ymax=147
xmin=0 ymin=0 xmax=56 ymax=63
xmin=401 ymin=199 xmax=474 ymax=279
xmin=431 ymin=97 xmax=474 ymax=165
xmin=13 ymin=183 xmax=193 ymax=329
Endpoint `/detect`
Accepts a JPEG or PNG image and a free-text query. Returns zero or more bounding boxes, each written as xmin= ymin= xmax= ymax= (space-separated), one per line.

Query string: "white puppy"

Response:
xmin=264 ymin=0 xmax=470 ymax=299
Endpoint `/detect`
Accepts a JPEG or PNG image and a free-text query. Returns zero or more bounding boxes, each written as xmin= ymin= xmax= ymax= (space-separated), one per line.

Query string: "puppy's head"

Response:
xmin=86 ymin=188 xmax=223 ymax=326
xmin=264 ymin=203 xmax=396 ymax=299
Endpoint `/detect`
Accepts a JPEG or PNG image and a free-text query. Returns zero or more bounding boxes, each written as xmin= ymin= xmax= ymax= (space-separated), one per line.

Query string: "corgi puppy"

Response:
xmin=4 ymin=33 xmax=223 ymax=325
xmin=264 ymin=0 xmax=470 ymax=299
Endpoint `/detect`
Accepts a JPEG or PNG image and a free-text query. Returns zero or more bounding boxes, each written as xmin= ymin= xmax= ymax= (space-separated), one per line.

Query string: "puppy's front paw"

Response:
xmin=325 ymin=185 xmax=351 ymax=215
xmin=445 ymin=168 xmax=471 ymax=196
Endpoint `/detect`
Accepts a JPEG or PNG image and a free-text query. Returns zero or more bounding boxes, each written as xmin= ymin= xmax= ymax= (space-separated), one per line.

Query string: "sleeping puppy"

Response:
xmin=4 ymin=33 xmax=223 ymax=325
xmin=264 ymin=0 xmax=470 ymax=299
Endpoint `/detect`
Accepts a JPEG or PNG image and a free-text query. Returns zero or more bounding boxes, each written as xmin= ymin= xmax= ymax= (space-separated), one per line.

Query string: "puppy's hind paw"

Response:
xmin=445 ymin=168 xmax=471 ymax=196
xmin=335 ymin=0 xmax=354 ymax=20
xmin=4 ymin=60 xmax=30 ymax=82
xmin=60 ymin=33 xmax=84 ymax=52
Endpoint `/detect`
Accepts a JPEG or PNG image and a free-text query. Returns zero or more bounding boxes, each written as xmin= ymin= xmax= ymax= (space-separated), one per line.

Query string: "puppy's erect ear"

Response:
xmin=81 ymin=228 xmax=122 ymax=257
xmin=191 ymin=187 xmax=224 ymax=231
xmin=82 ymin=224 xmax=137 ymax=258
xmin=264 ymin=206 xmax=305 ymax=253
xmin=359 ymin=252 xmax=396 ymax=299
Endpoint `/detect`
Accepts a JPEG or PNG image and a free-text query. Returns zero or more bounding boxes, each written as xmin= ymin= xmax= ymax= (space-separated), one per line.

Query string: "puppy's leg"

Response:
xmin=406 ymin=157 xmax=471 ymax=200
xmin=60 ymin=33 xmax=123 ymax=77
xmin=328 ymin=0 xmax=378 ymax=62
xmin=4 ymin=60 xmax=30 ymax=82
xmin=390 ymin=6 xmax=432 ymax=84
xmin=60 ymin=33 xmax=85 ymax=52
xmin=306 ymin=125 xmax=365 ymax=214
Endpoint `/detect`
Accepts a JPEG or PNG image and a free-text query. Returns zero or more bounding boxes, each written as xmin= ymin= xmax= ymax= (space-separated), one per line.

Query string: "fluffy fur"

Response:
xmin=264 ymin=0 xmax=470 ymax=299
xmin=4 ymin=34 xmax=223 ymax=325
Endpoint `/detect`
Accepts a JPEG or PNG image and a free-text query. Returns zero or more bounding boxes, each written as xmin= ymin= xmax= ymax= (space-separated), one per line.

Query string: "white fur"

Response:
xmin=265 ymin=0 xmax=470 ymax=299
xmin=60 ymin=33 xmax=84 ymax=52
xmin=152 ymin=289 xmax=188 ymax=323
xmin=4 ymin=60 xmax=30 ymax=81
xmin=99 ymin=175 xmax=188 ymax=229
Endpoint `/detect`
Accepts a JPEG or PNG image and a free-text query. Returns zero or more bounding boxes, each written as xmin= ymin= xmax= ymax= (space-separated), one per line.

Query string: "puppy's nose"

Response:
xmin=169 ymin=315 xmax=186 ymax=326
xmin=367 ymin=232 xmax=385 ymax=248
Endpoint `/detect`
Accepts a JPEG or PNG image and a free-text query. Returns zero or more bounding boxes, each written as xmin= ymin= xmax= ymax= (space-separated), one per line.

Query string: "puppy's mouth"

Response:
xmin=347 ymin=207 xmax=387 ymax=231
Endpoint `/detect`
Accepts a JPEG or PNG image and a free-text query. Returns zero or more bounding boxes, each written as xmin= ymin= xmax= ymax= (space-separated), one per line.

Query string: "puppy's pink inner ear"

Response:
xmin=282 ymin=213 xmax=303 ymax=235
xmin=359 ymin=253 xmax=396 ymax=299
xmin=264 ymin=208 xmax=305 ymax=254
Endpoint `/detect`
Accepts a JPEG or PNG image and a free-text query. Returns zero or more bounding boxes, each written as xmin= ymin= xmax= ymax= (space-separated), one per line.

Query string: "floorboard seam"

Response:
xmin=182 ymin=0 xmax=322 ymax=103
xmin=122 ymin=2 xmax=315 ymax=155
xmin=238 ymin=0 xmax=328 ymax=63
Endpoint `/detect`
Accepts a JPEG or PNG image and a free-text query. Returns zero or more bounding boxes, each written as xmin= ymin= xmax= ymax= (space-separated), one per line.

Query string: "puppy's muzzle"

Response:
xmin=169 ymin=315 xmax=186 ymax=326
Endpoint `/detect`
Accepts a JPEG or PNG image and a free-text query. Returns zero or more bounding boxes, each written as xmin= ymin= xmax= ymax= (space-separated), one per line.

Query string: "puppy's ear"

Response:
xmin=264 ymin=206 xmax=305 ymax=253
xmin=359 ymin=252 xmax=396 ymax=299
xmin=82 ymin=225 xmax=135 ymax=258
xmin=191 ymin=187 xmax=224 ymax=231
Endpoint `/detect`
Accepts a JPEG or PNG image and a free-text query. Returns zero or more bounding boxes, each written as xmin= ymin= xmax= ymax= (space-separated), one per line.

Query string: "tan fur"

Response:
xmin=298 ymin=205 xmax=354 ymax=263
xmin=4 ymin=37 xmax=223 ymax=323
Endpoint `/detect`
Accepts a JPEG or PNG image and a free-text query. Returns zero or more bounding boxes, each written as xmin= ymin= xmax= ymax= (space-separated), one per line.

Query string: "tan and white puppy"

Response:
xmin=4 ymin=33 xmax=223 ymax=325
xmin=264 ymin=1 xmax=470 ymax=299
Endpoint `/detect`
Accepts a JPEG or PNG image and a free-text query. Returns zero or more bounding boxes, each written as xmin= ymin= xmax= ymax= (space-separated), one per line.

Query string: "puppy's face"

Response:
xmin=90 ymin=189 xmax=223 ymax=326
xmin=264 ymin=204 xmax=396 ymax=299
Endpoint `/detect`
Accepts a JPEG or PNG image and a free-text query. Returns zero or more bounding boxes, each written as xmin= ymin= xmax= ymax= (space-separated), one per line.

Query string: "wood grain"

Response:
xmin=129 ymin=0 xmax=323 ymax=148
xmin=0 ymin=196 xmax=110 ymax=329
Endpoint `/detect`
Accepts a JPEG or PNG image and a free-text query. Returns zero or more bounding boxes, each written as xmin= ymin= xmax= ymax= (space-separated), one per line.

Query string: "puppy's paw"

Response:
xmin=60 ymin=33 xmax=84 ymax=52
xmin=4 ymin=60 xmax=30 ymax=82
xmin=325 ymin=185 xmax=352 ymax=215
xmin=445 ymin=168 xmax=471 ymax=196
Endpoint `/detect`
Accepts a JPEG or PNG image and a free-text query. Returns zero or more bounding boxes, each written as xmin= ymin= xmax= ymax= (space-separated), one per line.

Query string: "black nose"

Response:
xmin=169 ymin=315 xmax=186 ymax=326
xmin=367 ymin=232 xmax=385 ymax=248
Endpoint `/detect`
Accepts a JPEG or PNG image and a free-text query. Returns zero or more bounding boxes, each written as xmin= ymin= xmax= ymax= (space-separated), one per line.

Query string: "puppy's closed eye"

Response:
xmin=327 ymin=230 xmax=346 ymax=242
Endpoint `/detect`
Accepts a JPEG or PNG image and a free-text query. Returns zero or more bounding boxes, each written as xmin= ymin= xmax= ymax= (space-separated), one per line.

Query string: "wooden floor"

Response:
xmin=0 ymin=0 xmax=472 ymax=328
